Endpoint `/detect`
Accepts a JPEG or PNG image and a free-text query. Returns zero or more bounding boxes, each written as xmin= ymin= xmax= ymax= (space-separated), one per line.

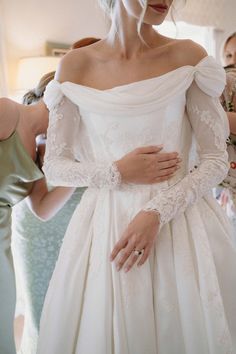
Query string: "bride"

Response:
xmin=37 ymin=0 xmax=236 ymax=353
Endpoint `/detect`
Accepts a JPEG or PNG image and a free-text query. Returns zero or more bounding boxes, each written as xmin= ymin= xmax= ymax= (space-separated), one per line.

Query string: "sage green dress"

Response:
xmin=0 ymin=131 xmax=43 ymax=354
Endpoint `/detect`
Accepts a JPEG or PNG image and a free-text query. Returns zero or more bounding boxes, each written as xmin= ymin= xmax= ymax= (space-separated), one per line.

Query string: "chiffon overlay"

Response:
xmin=37 ymin=56 xmax=236 ymax=354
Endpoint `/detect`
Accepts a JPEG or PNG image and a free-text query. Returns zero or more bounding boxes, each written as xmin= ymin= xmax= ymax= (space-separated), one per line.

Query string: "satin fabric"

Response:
xmin=37 ymin=56 xmax=236 ymax=354
xmin=0 ymin=131 xmax=42 ymax=354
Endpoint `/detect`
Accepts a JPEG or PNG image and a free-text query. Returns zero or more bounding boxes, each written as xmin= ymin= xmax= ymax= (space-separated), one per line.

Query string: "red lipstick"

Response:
xmin=149 ymin=4 xmax=169 ymax=14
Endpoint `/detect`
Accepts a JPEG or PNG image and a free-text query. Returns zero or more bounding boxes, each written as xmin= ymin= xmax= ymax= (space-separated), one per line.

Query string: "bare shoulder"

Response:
xmin=0 ymin=97 xmax=19 ymax=140
xmin=55 ymin=47 xmax=93 ymax=84
xmin=172 ymin=39 xmax=208 ymax=67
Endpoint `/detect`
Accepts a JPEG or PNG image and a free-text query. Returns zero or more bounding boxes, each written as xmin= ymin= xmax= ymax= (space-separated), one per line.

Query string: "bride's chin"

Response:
xmin=143 ymin=12 xmax=168 ymax=26
xmin=143 ymin=17 xmax=167 ymax=26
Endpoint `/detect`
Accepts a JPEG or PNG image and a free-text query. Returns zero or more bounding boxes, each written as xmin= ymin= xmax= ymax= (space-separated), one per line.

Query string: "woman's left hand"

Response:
xmin=110 ymin=210 xmax=160 ymax=272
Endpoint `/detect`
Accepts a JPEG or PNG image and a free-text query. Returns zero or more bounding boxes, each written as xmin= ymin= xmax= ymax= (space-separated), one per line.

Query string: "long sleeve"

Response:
xmin=43 ymin=95 xmax=121 ymax=188
xmin=143 ymin=81 xmax=229 ymax=228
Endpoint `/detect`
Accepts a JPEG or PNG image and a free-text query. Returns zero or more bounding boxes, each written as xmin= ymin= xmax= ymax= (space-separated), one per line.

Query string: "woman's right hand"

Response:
xmin=115 ymin=145 xmax=181 ymax=184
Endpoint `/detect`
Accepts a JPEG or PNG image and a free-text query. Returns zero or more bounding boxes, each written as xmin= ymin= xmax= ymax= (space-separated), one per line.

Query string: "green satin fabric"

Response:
xmin=0 ymin=130 xmax=43 ymax=354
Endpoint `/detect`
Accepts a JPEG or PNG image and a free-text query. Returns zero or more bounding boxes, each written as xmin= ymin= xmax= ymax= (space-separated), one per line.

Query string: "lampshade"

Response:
xmin=16 ymin=56 xmax=61 ymax=90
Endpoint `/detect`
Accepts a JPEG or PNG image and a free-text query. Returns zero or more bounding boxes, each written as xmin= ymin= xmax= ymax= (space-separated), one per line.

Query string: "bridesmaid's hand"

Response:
xmin=110 ymin=210 xmax=160 ymax=272
xmin=115 ymin=146 xmax=181 ymax=185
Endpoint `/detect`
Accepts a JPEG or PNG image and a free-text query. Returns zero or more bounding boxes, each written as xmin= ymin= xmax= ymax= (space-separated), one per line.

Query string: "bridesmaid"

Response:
xmin=0 ymin=73 xmax=76 ymax=354
xmin=222 ymin=32 xmax=236 ymax=134
xmin=219 ymin=32 xmax=236 ymax=232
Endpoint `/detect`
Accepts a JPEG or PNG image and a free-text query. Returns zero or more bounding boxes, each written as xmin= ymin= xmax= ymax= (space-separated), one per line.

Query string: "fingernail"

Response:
xmin=116 ymin=265 xmax=121 ymax=271
xmin=124 ymin=267 xmax=129 ymax=273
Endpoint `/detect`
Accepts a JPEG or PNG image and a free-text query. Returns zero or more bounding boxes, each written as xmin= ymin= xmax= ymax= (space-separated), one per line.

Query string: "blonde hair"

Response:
xmin=23 ymin=71 xmax=55 ymax=105
xmin=224 ymin=33 xmax=236 ymax=53
xmin=99 ymin=0 xmax=148 ymax=43
xmin=98 ymin=0 xmax=115 ymax=14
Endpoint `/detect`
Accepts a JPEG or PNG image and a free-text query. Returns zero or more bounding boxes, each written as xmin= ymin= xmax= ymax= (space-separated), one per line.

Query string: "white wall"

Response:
xmin=0 ymin=1 xmax=8 ymax=96
xmin=2 ymin=0 xmax=109 ymax=92
xmin=174 ymin=0 xmax=236 ymax=63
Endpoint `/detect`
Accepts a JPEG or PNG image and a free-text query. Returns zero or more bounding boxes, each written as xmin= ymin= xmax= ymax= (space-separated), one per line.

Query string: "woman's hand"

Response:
xmin=115 ymin=145 xmax=181 ymax=185
xmin=110 ymin=210 xmax=160 ymax=272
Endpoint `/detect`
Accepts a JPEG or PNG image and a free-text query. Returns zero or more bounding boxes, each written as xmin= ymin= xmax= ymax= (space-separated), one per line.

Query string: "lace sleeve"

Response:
xmin=43 ymin=96 xmax=121 ymax=188
xmin=143 ymin=81 xmax=229 ymax=228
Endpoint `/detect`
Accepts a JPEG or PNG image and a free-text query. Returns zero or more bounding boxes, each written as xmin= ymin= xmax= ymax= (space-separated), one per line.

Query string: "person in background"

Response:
xmin=223 ymin=32 xmax=236 ymax=66
xmin=0 ymin=74 xmax=76 ymax=354
xmin=12 ymin=71 xmax=85 ymax=354
xmin=222 ymin=32 xmax=236 ymax=134
xmin=0 ymin=35 xmax=180 ymax=353
xmin=219 ymin=32 xmax=236 ymax=232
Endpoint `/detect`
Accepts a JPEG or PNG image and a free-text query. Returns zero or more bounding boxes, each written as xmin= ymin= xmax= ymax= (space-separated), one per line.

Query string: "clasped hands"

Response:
xmin=110 ymin=145 xmax=181 ymax=272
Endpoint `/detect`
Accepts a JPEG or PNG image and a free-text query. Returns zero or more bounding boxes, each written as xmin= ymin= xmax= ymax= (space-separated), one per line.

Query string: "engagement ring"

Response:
xmin=133 ymin=249 xmax=144 ymax=256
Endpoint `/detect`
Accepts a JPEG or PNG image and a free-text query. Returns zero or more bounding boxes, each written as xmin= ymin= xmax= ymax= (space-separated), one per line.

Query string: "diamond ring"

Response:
xmin=133 ymin=249 xmax=144 ymax=257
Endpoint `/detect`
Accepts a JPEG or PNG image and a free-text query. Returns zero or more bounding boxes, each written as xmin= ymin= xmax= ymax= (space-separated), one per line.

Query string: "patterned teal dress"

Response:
xmin=12 ymin=187 xmax=85 ymax=354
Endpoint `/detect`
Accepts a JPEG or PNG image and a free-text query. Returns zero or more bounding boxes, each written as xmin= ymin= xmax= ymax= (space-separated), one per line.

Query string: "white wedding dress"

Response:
xmin=37 ymin=56 xmax=236 ymax=354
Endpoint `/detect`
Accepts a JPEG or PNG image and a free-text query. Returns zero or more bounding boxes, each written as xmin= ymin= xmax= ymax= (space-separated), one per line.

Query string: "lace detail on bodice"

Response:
xmin=143 ymin=82 xmax=229 ymax=228
xmin=43 ymin=97 xmax=121 ymax=189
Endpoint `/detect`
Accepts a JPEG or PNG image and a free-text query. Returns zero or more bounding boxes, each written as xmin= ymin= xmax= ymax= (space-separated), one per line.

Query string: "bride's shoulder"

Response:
xmin=169 ymin=39 xmax=208 ymax=67
xmin=55 ymin=46 xmax=94 ymax=84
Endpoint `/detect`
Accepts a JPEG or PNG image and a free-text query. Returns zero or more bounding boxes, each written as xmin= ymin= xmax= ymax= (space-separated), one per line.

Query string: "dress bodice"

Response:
xmin=42 ymin=55 xmax=229 ymax=228
xmin=43 ymin=56 xmax=226 ymax=165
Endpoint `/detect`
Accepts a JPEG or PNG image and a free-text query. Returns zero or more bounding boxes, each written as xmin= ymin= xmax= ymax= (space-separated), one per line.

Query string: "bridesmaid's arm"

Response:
xmin=26 ymin=178 xmax=75 ymax=221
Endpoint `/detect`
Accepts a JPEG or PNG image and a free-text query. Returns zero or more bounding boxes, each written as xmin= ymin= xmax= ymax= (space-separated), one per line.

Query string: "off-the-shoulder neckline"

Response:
xmin=54 ymin=55 xmax=216 ymax=93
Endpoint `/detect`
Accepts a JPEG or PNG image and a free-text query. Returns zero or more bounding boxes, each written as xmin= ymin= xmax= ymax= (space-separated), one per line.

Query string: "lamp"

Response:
xmin=16 ymin=56 xmax=61 ymax=91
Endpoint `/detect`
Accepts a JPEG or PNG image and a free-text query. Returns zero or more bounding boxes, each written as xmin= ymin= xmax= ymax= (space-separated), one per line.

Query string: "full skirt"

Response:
xmin=37 ymin=187 xmax=236 ymax=354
